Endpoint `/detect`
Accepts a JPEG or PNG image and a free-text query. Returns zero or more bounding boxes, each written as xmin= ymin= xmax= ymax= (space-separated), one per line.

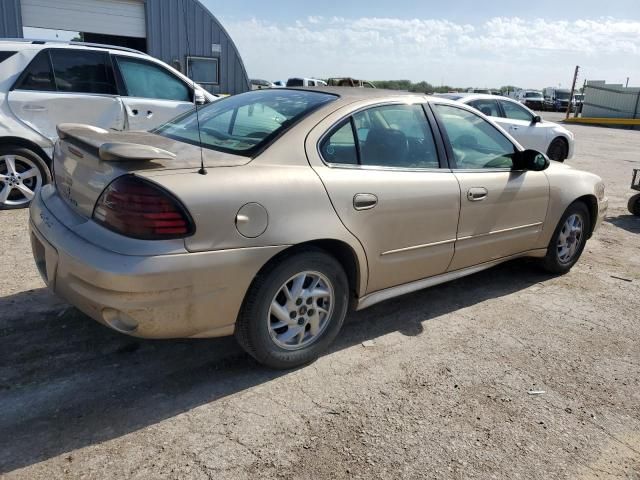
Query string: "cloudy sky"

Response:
xmin=205 ymin=0 xmax=640 ymax=89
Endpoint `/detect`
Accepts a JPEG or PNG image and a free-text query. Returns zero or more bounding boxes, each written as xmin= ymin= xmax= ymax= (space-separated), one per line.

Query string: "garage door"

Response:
xmin=21 ymin=0 xmax=146 ymax=38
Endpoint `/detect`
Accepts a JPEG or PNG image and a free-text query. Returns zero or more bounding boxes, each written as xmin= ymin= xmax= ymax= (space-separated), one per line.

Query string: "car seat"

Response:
xmin=361 ymin=128 xmax=409 ymax=166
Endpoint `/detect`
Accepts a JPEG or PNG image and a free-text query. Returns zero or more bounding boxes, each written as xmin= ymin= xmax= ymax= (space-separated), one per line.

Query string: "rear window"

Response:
xmin=0 ymin=51 xmax=17 ymax=64
xmin=155 ymin=89 xmax=337 ymax=156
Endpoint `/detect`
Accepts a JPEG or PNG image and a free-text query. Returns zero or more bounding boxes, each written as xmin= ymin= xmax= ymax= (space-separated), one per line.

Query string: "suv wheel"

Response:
xmin=0 ymin=146 xmax=49 ymax=209
xmin=235 ymin=249 xmax=349 ymax=369
xmin=628 ymin=194 xmax=640 ymax=216
xmin=541 ymin=202 xmax=591 ymax=274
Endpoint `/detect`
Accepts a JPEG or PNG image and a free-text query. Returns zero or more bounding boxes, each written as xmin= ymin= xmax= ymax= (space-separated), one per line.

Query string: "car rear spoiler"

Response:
xmin=57 ymin=123 xmax=176 ymax=162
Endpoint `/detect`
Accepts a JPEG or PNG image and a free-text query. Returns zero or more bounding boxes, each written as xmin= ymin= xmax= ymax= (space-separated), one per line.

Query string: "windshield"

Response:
xmin=525 ymin=91 xmax=542 ymax=98
xmin=556 ymin=90 xmax=570 ymax=100
xmin=155 ymin=90 xmax=336 ymax=156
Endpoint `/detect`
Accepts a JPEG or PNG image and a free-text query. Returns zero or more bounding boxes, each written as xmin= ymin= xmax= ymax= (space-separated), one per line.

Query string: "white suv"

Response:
xmin=0 ymin=39 xmax=216 ymax=209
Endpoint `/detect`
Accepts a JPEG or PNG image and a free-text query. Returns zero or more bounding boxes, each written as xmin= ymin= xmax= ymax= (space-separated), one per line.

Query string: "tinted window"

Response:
xmin=0 ymin=51 xmax=17 ymax=64
xmin=15 ymin=50 xmax=55 ymax=91
xmin=116 ymin=56 xmax=190 ymax=101
xmin=468 ymin=99 xmax=501 ymax=117
xmin=355 ymin=104 xmax=439 ymax=168
xmin=286 ymin=78 xmax=304 ymax=87
xmin=49 ymin=50 xmax=115 ymax=94
xmin=499 ymin=100 xmax=533 ymax=122
xmin=320 ymin=120 xmax=358 ymax=165
xmin=155 ymin=89 xmax=336 ymax=155
xmin=434 ymin=104 xmax=515 ymax=169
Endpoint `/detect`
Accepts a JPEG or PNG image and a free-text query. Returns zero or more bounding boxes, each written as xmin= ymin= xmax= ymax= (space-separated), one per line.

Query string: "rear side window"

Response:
xmin=0 ymin=51 xmax=17 ymax=64
xmin=468 ymin=99 xmax=501 ymax=118
xmin=14 ymin=50 xmax=55 ymax=91
xmin=286 ymin=78 xmax=304 ymax=87
xmin=320 ymin=120 xmax=359 ymax=165
xmin=116 ymin=56 xmax=190 ymax=101
xmin=49 ymin=50 xmax=116 ymax=94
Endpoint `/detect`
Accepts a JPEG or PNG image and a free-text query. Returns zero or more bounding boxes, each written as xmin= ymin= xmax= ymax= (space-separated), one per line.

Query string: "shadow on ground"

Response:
xmin=0 ymin=259 xmax=552 ymax=473
xmin=606 ymin=214 xmax=640 ymax=234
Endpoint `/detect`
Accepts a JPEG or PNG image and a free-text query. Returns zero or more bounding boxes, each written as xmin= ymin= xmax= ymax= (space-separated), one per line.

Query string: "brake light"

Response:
xmin=93 ymin=175 xmax=194 ymax=240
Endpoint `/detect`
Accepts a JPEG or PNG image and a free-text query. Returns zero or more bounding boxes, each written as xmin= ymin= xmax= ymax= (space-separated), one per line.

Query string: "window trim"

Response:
xmin=317 ymin=101 xmax=447 ymax=172
xmin=113 ymin=54 xmax=194 ymax=101
xmin=428 ymin=102 xmax=523 ymax=172
xmin=186 ymin=55 xmax=219 ymax=86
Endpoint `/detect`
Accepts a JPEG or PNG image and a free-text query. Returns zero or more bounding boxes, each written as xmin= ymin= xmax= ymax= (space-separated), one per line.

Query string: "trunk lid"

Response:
xmin=53 ymin=124 xmax=250 ymax=218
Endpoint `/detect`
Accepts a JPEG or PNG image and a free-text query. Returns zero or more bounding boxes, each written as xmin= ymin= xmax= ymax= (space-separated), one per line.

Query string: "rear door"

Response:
xmin=431 ymin=103 xmax=549 ymax=270
xmin=113 ymin=55 xmax=195 ymax=131
xmin=7 ymin=49 xmax=125 ymax=142
xmin=306 ymin=102 xmax=461 ymax=294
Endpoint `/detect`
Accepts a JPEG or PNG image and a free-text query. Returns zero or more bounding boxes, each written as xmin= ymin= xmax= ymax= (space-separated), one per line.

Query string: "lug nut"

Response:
xmin=296 ymin=299 xmax=302 ymax=306
xmin=298 ymin=318 xmax=305 ymax=326
xmin=289 ymin=311 xmax=296 ymax=319
xmin=307 ymin=309 xmax=315 ymax=316
xmin=306 ymin=298 xmax=313 ymax=305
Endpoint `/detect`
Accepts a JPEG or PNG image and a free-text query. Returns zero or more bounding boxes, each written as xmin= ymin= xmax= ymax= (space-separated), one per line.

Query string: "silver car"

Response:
xmin=29 ymin=88 xmax=607 ymax=368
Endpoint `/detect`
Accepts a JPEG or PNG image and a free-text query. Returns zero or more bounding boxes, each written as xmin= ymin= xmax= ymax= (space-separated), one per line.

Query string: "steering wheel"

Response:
xmin=201 ymin=127 xmax=232 ymax=140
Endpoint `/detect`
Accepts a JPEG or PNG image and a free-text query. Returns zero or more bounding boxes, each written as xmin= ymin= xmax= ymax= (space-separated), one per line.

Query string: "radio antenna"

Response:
xmin=182 ymin=0 xmax=207 ymax=175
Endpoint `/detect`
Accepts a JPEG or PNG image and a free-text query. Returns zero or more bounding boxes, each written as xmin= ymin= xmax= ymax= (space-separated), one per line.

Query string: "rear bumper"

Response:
xmin=29 ymin=187 xmax=286 ymax=339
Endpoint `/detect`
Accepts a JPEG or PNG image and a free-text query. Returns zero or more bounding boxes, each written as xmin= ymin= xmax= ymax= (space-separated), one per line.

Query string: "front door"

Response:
xmin=306 ymin=103 xmax=461 ymax=294
xmin=494 ymin=99 xmax=548 ymax=153
xmin=113 ymin=55 xmax=196 ymax=130
xmin=431 ymin=103 xmax=549 ymax=271
xmin=7 ymin=49 xmax=125 ymax=143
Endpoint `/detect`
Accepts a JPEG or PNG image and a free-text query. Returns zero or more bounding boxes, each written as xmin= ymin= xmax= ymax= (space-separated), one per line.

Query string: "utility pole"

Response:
xmin=567 ymin=65 xmax=580 ymax=120
xmin=626 ymin=77 xmax=630 ymax=88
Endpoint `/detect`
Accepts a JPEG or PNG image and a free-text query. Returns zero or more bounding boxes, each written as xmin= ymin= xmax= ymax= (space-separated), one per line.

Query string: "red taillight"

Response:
xmin=93 ymin=175 xmax=195 ymax=240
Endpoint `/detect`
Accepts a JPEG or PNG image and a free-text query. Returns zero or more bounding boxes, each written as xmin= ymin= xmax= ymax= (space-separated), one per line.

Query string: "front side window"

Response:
xmin=116 ymin=56 xmax=190 ymax=101
xmin=499 ymin=100 xmax=533 ymax=122
xmin=155 ymin=89 xmax=336 ymax=155
xmin=468 ymin=99 xmax=501 ymax=118
xmin=433 ymin=104 xmax=515 ymax=169
xmin=49 ymin=49 xmax=116 ymax=94
xmin=14 ymin=50 xmax=55 ymax=91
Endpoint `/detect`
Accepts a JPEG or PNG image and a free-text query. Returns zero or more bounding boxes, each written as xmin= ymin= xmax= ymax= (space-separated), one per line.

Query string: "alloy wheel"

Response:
xmin=268 ymin=271 xmax=334 ymax=350
xmin=556 ymin=213 xmax=584 ymax=264
xmin=0 ymin=154 xmax=42 ymax=207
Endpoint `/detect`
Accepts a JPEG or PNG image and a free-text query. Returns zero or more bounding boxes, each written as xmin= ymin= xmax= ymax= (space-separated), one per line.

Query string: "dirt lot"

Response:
xmin=1 ymin=114 xmax=639 ymax=479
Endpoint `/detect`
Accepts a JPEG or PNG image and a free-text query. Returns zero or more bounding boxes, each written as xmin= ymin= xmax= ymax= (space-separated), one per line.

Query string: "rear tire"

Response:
xmin=541 ymin=202 xmax=591 ymax=274
xmin=547 ymin=137 xmax=568 ymax=162
xmin=235 ymin=249 xmax=349 ymax=369
xmin=628 ymin=193 xmax=640 ymax=216
xmin=0 ymin=145 xmax=49 ymax=210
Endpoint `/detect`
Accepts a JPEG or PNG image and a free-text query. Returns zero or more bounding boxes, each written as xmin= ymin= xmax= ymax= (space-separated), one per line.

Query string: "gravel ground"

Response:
xmin=1 ymin=113 xmax=639 ymax=479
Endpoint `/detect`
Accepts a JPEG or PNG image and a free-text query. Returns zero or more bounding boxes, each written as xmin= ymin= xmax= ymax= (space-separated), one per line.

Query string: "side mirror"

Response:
xmin=194 ymin=90 xmax=206 ymax=105
xmin=514 ymin=149 xmax=550 ymax=171
xmin=532 ymin=115 xmax=542 ymax=124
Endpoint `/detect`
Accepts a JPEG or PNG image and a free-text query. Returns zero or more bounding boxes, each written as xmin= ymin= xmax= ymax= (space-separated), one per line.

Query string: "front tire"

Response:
xmin=541 ymin=202 xmax=591 ymax=274
xmin=629 ymin=193 xmax=640 ymax=216
xmin=0 ymin=146 xmax=49 ymax=210
xmin=547 ymin=137 xmax=568 ymax=162
xmin=235 ymin=249 xmax=349 ymax=369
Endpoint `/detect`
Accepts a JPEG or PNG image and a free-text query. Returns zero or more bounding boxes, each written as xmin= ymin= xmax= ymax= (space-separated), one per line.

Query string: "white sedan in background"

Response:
xmin=436 ymin=93 xmax=574 ymax=162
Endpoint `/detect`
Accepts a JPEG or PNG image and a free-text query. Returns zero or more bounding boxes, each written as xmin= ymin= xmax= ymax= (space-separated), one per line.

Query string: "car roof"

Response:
xmin=299 ymin=86 xmax=431 ymax=101
xmin=0 ymin=38 xmax=145 ymax=55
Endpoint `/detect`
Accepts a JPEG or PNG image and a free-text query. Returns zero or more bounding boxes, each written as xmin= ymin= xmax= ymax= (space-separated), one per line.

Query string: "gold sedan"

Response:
xmin=29 ymin=88 xmax=607 ymax=368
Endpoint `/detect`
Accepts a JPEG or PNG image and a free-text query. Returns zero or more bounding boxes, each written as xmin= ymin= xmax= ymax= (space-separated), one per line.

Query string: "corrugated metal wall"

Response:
xmin=583 ymin=81 xmax=640 ymax=119
xmin=0 ymin=0 xmax=249 ymax=95
xmin=145 ymin=0 xmax=250 ymax=95
xmin=0 ymin=0 xmax=23 ymax=37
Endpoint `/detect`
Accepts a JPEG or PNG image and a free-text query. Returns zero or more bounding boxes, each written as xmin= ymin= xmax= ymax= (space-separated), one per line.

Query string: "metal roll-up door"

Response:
xmin=21 ymin=0 xmax=146 ymax=38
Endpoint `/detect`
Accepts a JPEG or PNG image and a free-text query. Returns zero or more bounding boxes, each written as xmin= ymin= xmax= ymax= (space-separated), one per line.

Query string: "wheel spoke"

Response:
xmin=21 ymin=168 xmax=38 ymax=180
xmin=16 ymin=183 xmax=35 ymax=200
xmin=0 ymin=173 xmax=8 ymax=182
xmin=0 ymin=185 xmax=12 ymax=203
xmin=4 ymin=156 xmax=17 ymax=175
xmin=270 ymin=302 xmax=292 ymax=325
xmin=308 ymin=313 xmax=321 ymax=336
xmin=290 ymin=274 xmax=306 ymax=299
xmin=278 ymin=325 xmax=303 ymax=343
xmin=309 ymin=287 xmax=330 ymax=298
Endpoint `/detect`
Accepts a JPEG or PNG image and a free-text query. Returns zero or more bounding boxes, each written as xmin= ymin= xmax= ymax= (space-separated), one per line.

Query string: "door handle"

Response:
xmin=131 ymin=109 xmax=139 ymax=115
xmin=467 ymin=187 xmax=488 ymax=202
xmin=353 ymin=193 xmax=378 ymax=210
xmin=510 ymin=125 xmax=519 ymax=131
xmin=23 ymin=104 xmax=46 ymax=112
